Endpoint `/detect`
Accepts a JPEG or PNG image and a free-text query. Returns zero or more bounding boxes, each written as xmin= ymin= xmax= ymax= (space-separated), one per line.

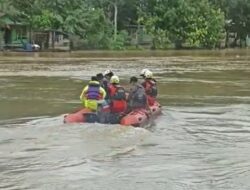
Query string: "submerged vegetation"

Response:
xmin=0 ymin=0 xmax=250 ymax=49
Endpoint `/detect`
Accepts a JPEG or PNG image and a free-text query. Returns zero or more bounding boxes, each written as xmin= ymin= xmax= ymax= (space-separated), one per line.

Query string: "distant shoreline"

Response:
xmin=1 ymin=49 xmax=250 ymax=60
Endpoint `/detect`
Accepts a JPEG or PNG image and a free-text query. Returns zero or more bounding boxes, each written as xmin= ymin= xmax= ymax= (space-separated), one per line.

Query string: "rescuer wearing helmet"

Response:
xmin=140 ymin=68 xmax=150 ymax=79
xmin=101 ymin=69 xmax=114 ymax=100
xmin=103 ymin=69 xmax=114 ymax=81
xmin=107 ymin=75 xmax=127 ymax=124
xmin=141 ymin=70 xmax=158 ymax=106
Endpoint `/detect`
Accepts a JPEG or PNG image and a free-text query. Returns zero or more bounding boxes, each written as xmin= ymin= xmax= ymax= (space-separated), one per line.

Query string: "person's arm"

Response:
xmin=80 ymin=86 xmax=88 ymax=101
xmin=127 ymin=87 xmax=134 ymax=102
xmin=141 ymin=81 xmax=146 ymax=88
xmin=100 ymin=87 xmax=107 ymax=100
xmin=103 ymin=81 xmax=110 ymax=100
xmin=146 ymin=97 xmax=152 ymax=114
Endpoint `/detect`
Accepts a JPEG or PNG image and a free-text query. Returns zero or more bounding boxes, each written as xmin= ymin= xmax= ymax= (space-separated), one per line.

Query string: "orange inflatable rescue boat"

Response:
xmin=120 ymin=101 xmax=161 ymax=127
xmin=64 ymin=101 xmax=161 ymax=127
xmin=63 ymin=108 xmax=95 ymax=123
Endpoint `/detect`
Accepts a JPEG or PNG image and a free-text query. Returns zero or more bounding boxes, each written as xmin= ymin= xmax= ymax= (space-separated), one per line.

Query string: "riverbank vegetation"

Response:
xmin=1 ymin=0 xmax=250 ymax=50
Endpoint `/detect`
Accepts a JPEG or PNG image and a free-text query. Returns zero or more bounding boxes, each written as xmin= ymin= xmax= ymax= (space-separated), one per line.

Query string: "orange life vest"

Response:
xmin=142 ymin=79 xmax=157 ymax=106
xmin=109 ymin=84 xmax=127 ymax=113
xmin=142 ymin=79 xmax=158 ymax=97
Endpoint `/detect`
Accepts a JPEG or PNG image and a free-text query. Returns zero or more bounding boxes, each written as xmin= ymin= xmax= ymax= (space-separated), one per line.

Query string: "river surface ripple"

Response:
xmin=0 ymin=51 xmax=250 ymax=190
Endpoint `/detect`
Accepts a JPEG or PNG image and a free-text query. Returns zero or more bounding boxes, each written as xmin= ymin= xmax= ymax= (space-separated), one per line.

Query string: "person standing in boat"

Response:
xmin=127 ymin=76 xmax=151 ymax=113
xmin=141 ymin=70 xmax=158 ymax=106
xmin=108 ymin=75 xmax=127 ymax=124
xmin=140 ymin=68 xmax=157 ymax=83
xmin=80 ymin=76 xmax=106 ymax=112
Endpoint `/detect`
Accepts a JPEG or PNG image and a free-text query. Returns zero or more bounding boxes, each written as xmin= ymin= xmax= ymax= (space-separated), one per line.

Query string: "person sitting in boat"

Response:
xmin=127 ymin=76 xmax=151 ymax=113
xmin=108 ymin=75 xmax=127 ymax=124
xmin=141 ymin=70 xmax=158 ymax=106
xmin=80 ymin=76 xmax=106 ymax=112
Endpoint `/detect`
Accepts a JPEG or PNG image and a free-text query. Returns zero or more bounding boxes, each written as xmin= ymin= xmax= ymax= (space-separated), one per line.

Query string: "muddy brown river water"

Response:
xmin=0 ymin=50 xmax=250 ymax=190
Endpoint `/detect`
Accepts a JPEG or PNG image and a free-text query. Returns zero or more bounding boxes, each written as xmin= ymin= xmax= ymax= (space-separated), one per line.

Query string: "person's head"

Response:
xmin=91 ymin=76 xmax=98 ymax=82
xmin=130 ymin=76 xmax=138 ymax=84
xmin=140 ymin=68 xmax=150 ymax=78
xmin=145 ymin=70 xmax=153 ymax=79
xmin=96 ymin=73 xmax=104 ymax=81
xmin=103 ymin=69 xmax=114 ymax=79
xmin=110 ymin=75 xmax=120 ymax=84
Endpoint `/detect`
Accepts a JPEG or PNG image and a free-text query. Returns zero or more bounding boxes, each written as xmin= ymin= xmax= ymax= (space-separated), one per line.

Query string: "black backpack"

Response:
xmin=134 ymin=86 xmax=146 ymax=104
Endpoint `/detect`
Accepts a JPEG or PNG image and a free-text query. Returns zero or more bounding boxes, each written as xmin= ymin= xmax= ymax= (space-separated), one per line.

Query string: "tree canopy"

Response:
xmin=1 ymin=0 xmax=249 ymax=49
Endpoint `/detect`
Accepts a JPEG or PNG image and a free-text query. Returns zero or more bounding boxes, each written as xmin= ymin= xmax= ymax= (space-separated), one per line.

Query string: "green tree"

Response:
xmin=2 ymin=0 xmax=232 ymax=49
xmin=0 ymin=0 xmax=18 ymax=17
xmin=139 ymin=0 xmax=224 ymax=49
xmin=36 ymin=0 xmax=113 ymax=49
xmin=227 ymin=0 xmax=250 ymax=47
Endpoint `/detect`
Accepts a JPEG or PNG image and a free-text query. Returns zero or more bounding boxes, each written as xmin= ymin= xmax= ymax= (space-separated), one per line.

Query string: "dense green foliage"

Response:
xmin=1 ymin=0 xmax=250 ymax=49
xmin=139 ymin=0 xmax=225 ymax=48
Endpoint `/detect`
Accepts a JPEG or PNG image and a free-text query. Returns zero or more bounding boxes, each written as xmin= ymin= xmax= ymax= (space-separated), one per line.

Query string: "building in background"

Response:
xmin=0 ymin=13 xmax=30 ymax=51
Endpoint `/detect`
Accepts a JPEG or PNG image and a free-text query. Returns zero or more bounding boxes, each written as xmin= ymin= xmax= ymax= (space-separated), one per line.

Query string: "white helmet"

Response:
xmin=104 ymin=69 xmax=113 ymax=76
xmin=140 ymin=68 xmax=150 ymax=76
xmin=110 ymin=75 xmax=119 ymax=84
xmin=145 ymin=70 xmax=153 ymax=79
